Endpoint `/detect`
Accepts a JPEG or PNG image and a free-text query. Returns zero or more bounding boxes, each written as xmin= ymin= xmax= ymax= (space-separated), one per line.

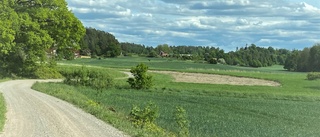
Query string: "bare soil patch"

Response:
xmin=152 ymin=71 xmax=280 ymax=87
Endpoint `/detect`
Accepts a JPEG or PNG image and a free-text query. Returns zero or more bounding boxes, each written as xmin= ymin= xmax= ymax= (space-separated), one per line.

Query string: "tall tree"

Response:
xmin=80 ymin=28 xmax=121 ymax=57
xmin=0 ymin=0 xmax=85 ymax=78
xmin=308 ymin=44 xmax=320 ymax=71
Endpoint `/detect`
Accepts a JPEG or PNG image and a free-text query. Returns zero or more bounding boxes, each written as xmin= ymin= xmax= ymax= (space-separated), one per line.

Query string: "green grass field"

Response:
xmin=32 ymin=57 xmax=320 ymax=137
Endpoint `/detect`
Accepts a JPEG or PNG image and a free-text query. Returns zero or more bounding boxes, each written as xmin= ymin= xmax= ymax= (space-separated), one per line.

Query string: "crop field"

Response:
xmin=33 ymin=57 xmax=320 ymax=137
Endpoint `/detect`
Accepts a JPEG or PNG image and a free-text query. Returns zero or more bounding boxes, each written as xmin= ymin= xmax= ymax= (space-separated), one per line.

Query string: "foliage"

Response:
xmin=208 ymin=58 xmax=218 ymax=64
xmin=80 ymin=27 xmax=121 ymax=57
xmin=226 ymin=44 xmax=287 ymax=67
xmin=307 ymin=72 xmax=320 ymax=80
xmin=117 ymin=43 xmax=289 ymax=68
xmin=0 ymin=0 xmax=85 ymax=78
xmin=284 ymin=44 xmax=320 ymax=72
xmin=0 ymin=0 xmax=18 ymax=55
xmin=120 ymin=42 xmax=148 ymax=56
xmin=284 ymin=50 xmax=299 ymax=71
xmin=60 ymin=66 xmax=113 ymax=91
xmin=129 ymin=102 xmax=159 ymax=128
xmin=127 ymin=63 xmax=153 ymax=89
xmin=174 ymin=106 xmax=189 ymax=137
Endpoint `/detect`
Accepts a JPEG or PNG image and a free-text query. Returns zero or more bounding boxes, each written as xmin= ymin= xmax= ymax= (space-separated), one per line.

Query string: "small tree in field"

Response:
xmin=127 ymin=63 xmax=153 ymax=89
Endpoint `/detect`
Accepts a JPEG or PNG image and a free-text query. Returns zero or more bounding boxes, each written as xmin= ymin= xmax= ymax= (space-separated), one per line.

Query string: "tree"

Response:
xmin=127 ymin=63 xmax=153 ymax=89
xmin=308 ymin=44 xmax=320 ymax=71
xmin=0 ymin=0 xmax=18 ymax=55
xmin=297 ymin=47 xmax=310 ymax=72
xmin=80 ymin=28 xmax=121 ymax=57
xmin=0 ymin=0 xmax=85 ymax=78
xmin=284 ymin=50 xmax=299 ymax=71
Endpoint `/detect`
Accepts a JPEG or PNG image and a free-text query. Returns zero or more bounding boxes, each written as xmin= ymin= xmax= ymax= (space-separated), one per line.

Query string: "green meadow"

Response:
xmin=33 ymin=57 xmax=320 ymax=137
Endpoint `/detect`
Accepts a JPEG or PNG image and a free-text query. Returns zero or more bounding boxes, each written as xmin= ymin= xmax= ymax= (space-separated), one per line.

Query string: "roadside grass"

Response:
xmin=0 ymin=79 xmax=9 ymax=132
xmin=31 ymin=83 xmax=135 ymax=134
xmin=0 ymin=93 xmax=5 ymax=132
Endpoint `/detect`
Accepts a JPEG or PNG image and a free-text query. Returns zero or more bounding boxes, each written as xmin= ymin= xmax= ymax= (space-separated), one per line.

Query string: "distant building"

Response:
xmin=160 ymin=51 xmax=169 ymax=57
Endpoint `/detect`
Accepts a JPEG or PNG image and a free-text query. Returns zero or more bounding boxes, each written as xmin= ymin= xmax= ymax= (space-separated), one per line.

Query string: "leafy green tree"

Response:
xmin=0 ymin=0 xmax=18 ymax=55
xmin=297 ymin=47 xmax=310 ymax=72
xmin=0 ymin=0 xmax=85 ymax=78
xmin=284 ymin=50 xmax=299 ymax=71
xmin=80 ymin=28 xmax=121 ymax=57
xmin=127 ymin=63 xmax=153 ymax=89
xmin=308 ymin=44 xmax=320 ymax=71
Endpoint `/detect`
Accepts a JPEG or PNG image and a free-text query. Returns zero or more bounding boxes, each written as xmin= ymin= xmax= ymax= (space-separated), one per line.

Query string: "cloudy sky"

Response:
xmin=66 ymin=0 xmax=320 ymax=51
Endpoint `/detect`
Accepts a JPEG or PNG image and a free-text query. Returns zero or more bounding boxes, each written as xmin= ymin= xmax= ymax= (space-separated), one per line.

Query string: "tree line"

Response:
xmin=118 ymin=43 xmax=290 ymax=67
xmin=284 ymin=44 xmax=320 ymax=72
xmin=80 ymin=28 xmax=121 ymax=58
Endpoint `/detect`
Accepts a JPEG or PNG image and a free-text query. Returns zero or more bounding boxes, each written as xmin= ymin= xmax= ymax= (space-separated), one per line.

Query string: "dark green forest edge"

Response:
xmin=1 ymin=0 xmax=320 ymax=137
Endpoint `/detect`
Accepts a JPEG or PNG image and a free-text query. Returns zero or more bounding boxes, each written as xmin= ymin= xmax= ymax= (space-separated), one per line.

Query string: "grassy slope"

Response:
xmin=31 ymin=57 xmax=320 ymax=136
xmin=0 ymin=93 xmax=5 ymax=132
xmin=0 ymin=79 xmax=9 ymax=132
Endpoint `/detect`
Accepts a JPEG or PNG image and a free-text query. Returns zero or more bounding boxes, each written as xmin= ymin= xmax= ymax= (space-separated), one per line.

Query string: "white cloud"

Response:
xmin=66 ymin=0 xmax=320 ymax=51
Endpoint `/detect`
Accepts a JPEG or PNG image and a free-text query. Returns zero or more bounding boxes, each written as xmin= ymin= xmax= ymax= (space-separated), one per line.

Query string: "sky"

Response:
xmin=66 ymin=0 xmax=320 ymax=51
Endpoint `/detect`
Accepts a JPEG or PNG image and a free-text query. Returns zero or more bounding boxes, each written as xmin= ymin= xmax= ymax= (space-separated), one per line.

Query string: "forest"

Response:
xmin=79 ymin=28 xmax=320 ymax=72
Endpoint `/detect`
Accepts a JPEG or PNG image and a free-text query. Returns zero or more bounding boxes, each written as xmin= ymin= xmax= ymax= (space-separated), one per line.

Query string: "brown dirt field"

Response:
xmin=152 ymin=71 xmax=280 ymax=87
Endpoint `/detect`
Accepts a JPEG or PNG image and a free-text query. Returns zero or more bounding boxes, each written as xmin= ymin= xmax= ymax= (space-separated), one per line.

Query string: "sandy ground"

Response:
xmin=151 ymin=71 xmax=280 ymax=86
xmin=0 ymin=80 xmax=128 ymax=137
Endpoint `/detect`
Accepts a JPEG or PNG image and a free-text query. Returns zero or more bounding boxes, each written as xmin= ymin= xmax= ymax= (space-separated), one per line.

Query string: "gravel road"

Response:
xmin=0 ymin=80 xmax=128 ymax=137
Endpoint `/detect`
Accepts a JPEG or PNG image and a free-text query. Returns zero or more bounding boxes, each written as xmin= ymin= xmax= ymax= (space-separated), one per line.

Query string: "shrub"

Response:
xmin=307 ymin=72 xmax=320 ymax=80
xmin=127 ymin=63 xmax=153 ymax=89
xmin=208 ymin=58 xmax=218 ymax=64
xmin=129 ymin=102 xmax=170 ymax=136
xmin=34 ymin=60 xmax=62 ymax=79
xmin=60 ymin=66 xmax=113 ymax=90
xmin=129 ymin=102 xmax=159 ymax=128
xmin=174 ymin=106 xmax=190 ymax=137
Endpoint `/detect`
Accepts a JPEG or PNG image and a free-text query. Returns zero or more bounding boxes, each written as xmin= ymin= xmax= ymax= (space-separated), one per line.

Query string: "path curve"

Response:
xmin=0 ymin=80 xmax=128 ymax=137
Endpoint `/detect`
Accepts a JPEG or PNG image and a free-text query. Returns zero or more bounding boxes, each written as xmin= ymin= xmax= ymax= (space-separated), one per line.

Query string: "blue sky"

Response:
xmin=66 ymin=0 xmax=320 ymax=51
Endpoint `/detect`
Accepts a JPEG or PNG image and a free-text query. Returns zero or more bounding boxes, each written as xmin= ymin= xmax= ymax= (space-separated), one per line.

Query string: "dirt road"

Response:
xmin=0 ymin=80 xmax=128 ymax=137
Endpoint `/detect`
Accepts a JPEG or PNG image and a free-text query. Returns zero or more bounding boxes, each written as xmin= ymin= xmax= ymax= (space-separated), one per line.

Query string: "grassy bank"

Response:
xmin=0 ymin=93 xmax=5 ymax=132
xmin=0 ymin=79 xmax=9 ymax=132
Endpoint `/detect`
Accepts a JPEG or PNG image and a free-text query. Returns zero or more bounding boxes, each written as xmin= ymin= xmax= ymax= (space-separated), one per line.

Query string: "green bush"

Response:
xmin=307 ymin=72 xmax=320 ymax=80
xmin=174 ymin=106 xmax=190 ymax=137
xmin=208 ymin=58 xmax=218 ymax=64
xmin=59 ymin=66 xmax=113 ymax=90
xmin=129 ymin=102 xmax=170 ymax=136
xmin=34 ymin=60 xmax=62 ymax=79
xmin=127 ymin=63 xmax=153 ymax=89
xmin=129 ymin=102 xmax=159 ymax=128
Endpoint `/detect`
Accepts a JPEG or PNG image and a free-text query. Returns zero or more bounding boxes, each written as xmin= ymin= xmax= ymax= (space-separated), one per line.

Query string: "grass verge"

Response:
xmin=32 ymin=82 xmax=176 ymax=137
xmin=0 ymin=93 xmax=6 ymax=132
